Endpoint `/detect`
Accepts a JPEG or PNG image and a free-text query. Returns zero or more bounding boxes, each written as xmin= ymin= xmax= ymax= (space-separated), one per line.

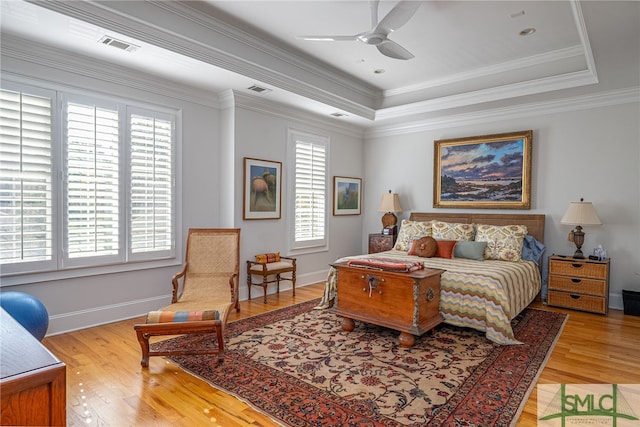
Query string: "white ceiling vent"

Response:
xmin=247 ymin=84 xmax=272 ymax=94
xmin=98 ymin=36 xmax=139 ymax=52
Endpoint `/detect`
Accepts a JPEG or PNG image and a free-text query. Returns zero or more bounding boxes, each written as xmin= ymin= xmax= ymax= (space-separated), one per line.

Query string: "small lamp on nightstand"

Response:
xmin=560 ymin=198 xmax=602 ymax=259
xmin=378 ymin=190 xmax=402 ymax=233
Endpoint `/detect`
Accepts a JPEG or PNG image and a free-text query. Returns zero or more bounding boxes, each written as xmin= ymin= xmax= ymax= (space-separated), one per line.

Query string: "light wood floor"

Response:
xmin=42 ymin=282 xmax=640 ymax=426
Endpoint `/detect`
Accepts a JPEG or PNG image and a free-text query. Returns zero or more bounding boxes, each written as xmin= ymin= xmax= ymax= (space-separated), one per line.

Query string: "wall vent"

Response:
xmin=98 ymin=36 xmax=139 ymax=52
xmin=247 ymin=85 xmax=271 ymax=94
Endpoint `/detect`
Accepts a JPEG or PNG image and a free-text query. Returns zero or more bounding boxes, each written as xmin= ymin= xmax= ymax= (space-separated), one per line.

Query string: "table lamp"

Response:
xmin=378 ymin=190 xmax=402 ymax=232
xmin=560 ymin=198 xmax=602 ymax=259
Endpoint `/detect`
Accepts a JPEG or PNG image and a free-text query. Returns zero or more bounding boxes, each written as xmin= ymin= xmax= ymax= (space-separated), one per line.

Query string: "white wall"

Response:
xmin=363 ymin=101 xmax=640 ymax=309
xmin=231 ymin=103 xmax=365 ymax=302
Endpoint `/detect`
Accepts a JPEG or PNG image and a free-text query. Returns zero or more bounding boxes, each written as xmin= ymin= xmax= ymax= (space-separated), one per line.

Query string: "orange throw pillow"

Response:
xmin=435 ymin=240 xmax=457 ymax=259
xmin=255 ymin=252 xmax=280 ymax=264
xmin=408 ymin=236 xmax=437 ymax=258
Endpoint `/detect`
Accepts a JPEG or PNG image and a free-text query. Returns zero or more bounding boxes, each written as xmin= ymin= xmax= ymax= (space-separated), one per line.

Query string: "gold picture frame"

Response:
xmin=243 ymin=157 xmax=282 ymax=220
xmin=434 ymin=130 xmax=532 ymax=209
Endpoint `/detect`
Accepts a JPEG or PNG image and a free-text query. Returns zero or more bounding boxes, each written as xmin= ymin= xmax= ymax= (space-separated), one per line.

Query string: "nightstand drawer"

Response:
xmin=548 ymin=290 xmax=606 ymax=314
xmin=548 ymin=275 xmax=607 ymax=296
xmin=549 ymin=259 xmax=607 ymax=279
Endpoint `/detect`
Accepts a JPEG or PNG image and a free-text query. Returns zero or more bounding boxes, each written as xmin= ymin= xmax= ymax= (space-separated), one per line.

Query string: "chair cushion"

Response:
xmin=255 ymin=252 xmax=281 ymax=263
xmin=250 ymin=260 xmax=294 ymax=273
xmin=145 ymin=310 xmax=220 ymax=324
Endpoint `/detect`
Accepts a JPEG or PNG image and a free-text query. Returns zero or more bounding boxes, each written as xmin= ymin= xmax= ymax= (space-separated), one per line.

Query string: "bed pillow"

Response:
xmin=408 ymin=236 xmax=438 ymax=258
xmin=434 ymin=240 xmax=457 ymax=259
xmin=431 ymin=221 xmax=475 ymax=241
xmin=521 ymin=235 xmax=546 ymax=265
xmin=393 ymin=219 xmax=433 ymax=251
xmin=475 ymin=224 xmax=528 ymax=261
xmin=454 ymin=241 xmax=488 ymax=261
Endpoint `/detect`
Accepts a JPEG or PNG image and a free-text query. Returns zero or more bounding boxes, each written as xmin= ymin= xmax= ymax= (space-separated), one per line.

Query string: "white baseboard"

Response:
xmin=609 ymin=293 xmax=624 ymax=311
xmin=46 ymin=294 xmax=171 ymax=336
xmin=45 ymin=271 xmax=330 ymax=336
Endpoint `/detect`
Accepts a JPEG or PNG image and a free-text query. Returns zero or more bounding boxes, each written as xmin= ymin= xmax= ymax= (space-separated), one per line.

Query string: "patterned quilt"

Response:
xmin=316 ymin=250 xmax=541 ymax=345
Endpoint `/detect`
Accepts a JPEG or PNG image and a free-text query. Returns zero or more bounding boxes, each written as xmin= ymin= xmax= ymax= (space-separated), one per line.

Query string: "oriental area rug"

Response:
xmin=152 ymin=299 xmax=567 ymax=427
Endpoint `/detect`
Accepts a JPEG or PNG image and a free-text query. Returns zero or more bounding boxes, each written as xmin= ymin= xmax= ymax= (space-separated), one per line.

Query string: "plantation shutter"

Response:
xmin=65 ymin=101 xmax=120 ymax=259
xmin=129 ymin=111 xmax=174 ymax=254
xmin=293 ymin=131 xmax=327 ymax=248
xmin=0 ymin=88 xmax=53 ymax=264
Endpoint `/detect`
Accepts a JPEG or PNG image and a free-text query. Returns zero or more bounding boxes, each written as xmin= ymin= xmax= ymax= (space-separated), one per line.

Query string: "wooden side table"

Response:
xmin=247 ymin=257 xmax=296 ymax=303
xmin=368 ymin=233 xmax=395 ymax=254
xmin=547 ymin=254 xmax=610 ymax=314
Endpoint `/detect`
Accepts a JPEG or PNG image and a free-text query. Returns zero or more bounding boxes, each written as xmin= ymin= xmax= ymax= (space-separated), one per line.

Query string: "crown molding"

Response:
xmin=383 ymin=45 xmax=585 ymax=99
xmin=151 ymin=1 xmax=378 ymax=98
xmin=232 ymin=91 xmax=365 ymax=139
xmin=571 ymin=0 xmax=598 ymax=82
xmin=367 ymin=87 xmax=640 ymax=138
xmin=24 ymin=0 xmax=377 ymax=120
xmin=1 ymin=34 xmax=221 ymax=108
xmin=375 ymin=69 xmax=599 ymax=121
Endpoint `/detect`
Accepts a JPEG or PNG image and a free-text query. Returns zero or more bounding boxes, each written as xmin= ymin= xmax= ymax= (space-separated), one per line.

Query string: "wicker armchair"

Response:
xmin=134 ymin=228 xmax=240 ymax=367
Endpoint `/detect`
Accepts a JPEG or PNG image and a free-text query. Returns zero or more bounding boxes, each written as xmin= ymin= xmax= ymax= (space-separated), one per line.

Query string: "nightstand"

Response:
xmin=547 ymin=255 xmax=610 ymax=314
xmin=368 ymin=233 xmax=395 ymax=254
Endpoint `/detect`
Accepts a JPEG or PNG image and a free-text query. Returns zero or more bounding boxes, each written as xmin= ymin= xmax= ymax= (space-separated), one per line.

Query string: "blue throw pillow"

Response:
xmin=454 ymin=241 xmax=487 ymax=261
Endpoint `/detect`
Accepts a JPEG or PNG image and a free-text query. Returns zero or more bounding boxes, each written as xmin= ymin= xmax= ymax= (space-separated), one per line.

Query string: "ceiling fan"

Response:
xmin=297 ymin=0 xmax=421 ymax=60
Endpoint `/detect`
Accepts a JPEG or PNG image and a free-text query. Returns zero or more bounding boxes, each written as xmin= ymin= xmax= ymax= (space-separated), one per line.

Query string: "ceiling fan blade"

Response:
xmin=369 ymin=0 xmax=380 ymax=30
xmin=377 ymin=39 xmax=414 ymax=60
xmin=375 ymin=1 xmax=421 ymax=35
xmin=296 ymin=35 xmax=359 ymax=42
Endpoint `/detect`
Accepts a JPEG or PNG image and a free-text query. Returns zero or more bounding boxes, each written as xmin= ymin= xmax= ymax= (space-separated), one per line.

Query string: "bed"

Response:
xmin=317 ymin=212 xmax=546 ymax=345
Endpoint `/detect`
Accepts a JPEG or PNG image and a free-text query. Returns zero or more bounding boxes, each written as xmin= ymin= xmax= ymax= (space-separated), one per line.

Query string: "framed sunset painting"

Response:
xmin=433 ymin=130 xmax=532 ymax=209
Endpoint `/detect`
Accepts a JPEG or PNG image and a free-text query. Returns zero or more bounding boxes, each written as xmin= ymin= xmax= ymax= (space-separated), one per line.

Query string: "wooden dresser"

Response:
xmin=1 ymin=308 xmax=66 ymax=426
xmin=332 ymin=262 xmax=444 ymax=348
xmin=547 ymin=255 xmax=610 ymax=314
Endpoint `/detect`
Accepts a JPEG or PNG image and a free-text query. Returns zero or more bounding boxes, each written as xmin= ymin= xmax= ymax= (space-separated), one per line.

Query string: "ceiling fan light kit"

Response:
xmin=297 ymin=0 xmax=420 ymax=60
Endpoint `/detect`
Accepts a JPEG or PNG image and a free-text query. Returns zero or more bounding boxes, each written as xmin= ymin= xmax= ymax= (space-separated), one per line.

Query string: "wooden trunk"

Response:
xmin=332 ymin=262 xmax=444 ymax=347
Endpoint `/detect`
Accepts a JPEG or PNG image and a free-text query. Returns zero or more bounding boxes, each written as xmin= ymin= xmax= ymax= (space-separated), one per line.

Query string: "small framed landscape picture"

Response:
xmin=243 ymin=157 xmax=282 ymax=220
xmin=433 ymin=130 xmax=533 ymax=209
xmin=333 ymin=176 xmax=362 ymax=216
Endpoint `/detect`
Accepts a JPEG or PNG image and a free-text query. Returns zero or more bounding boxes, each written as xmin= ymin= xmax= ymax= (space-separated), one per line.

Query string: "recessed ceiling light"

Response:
xmin=519 ymin=28 xmax=536 ymax=36
xmin=374 ymin=69 xmax=385 ymax=74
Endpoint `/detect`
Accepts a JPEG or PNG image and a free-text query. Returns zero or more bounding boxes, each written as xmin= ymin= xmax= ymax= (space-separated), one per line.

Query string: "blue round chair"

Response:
xmin=0 ymin=291 xmax=49 ymax=341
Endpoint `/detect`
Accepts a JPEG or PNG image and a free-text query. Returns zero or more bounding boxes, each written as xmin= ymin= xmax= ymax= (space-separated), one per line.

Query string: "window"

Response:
xmin=287 ymin=128 xmax=329 ymax=252
xmin=0 ymin=81 xmax=177 ymax=278
xmin=0 ymin=85 xmax=54 ymax=270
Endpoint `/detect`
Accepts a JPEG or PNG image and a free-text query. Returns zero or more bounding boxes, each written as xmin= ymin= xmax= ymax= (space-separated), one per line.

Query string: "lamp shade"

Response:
xmin=378 ymin=192 xmax=402 ymax=213
xmin=560 ymin=200 xmax=602 ymax=226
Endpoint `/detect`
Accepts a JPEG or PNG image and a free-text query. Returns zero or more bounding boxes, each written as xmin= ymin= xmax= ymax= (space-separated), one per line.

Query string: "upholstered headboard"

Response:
xmin=408 ymin=212 xmax=545 ymax=243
